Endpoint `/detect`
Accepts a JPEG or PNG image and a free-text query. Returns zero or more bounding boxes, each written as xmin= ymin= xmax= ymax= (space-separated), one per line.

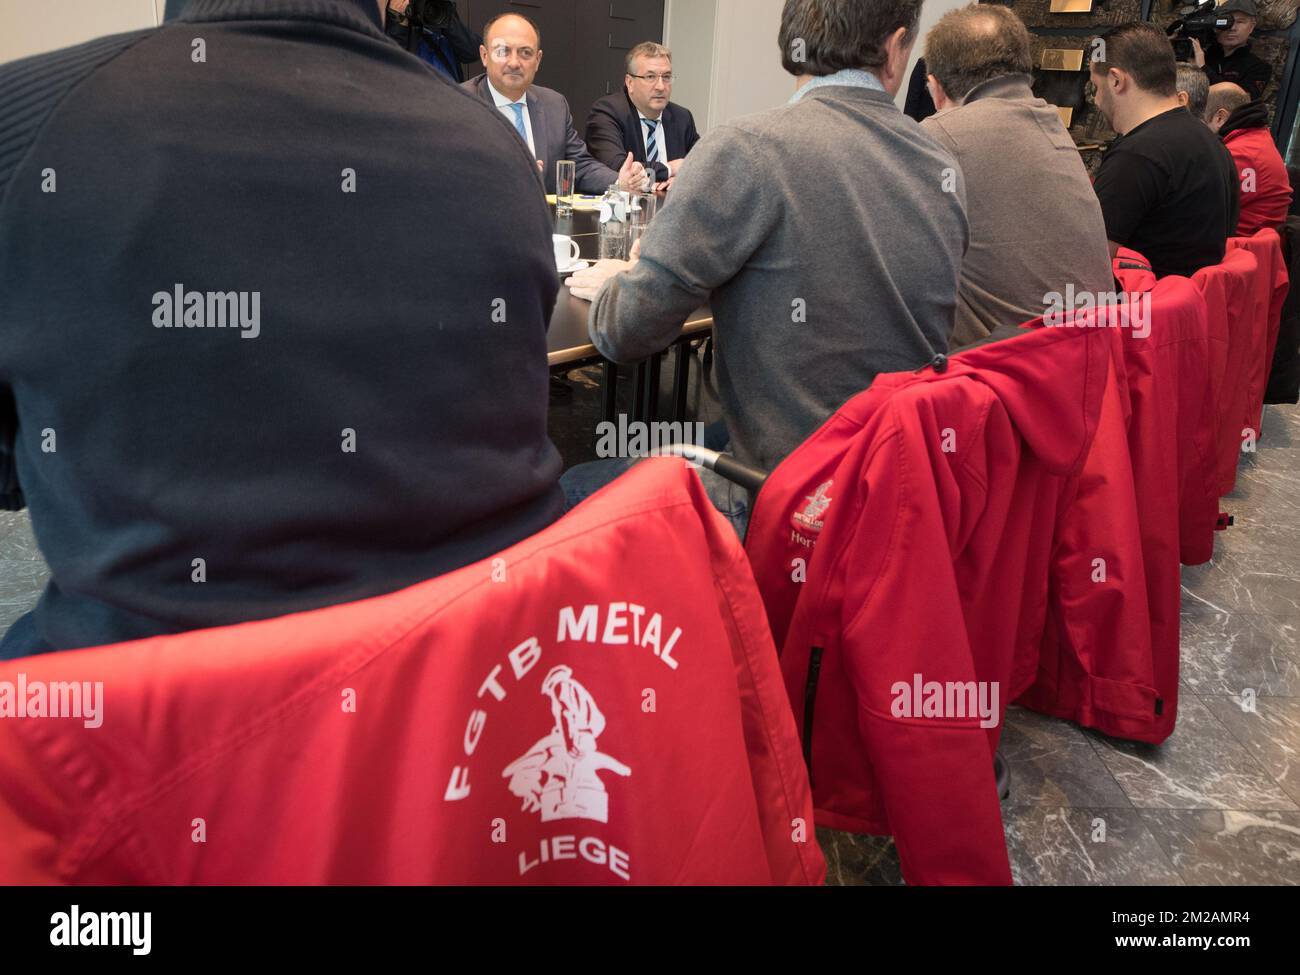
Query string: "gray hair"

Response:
xmin=627 ymin=42 xmax=672 ymax=75
xmin=1176 ymin=63 xmax=1209 ymax=119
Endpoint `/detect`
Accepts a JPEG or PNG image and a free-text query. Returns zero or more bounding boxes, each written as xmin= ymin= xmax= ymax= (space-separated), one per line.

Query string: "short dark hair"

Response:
xmin=1175 ymin=63 xmax=1209 ymax=118
xmin=778 ymin=0 xmax=924 ymax=77
xmin=483 ymin=12 xmax=542 ymax=48
xmin=925 ymin=4 xmax=1032 ymax=103
xmin=1091 ymin=22 xmax=1176 ymax=97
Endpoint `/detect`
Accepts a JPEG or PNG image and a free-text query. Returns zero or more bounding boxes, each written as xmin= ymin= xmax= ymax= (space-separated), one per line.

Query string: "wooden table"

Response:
xmin=545 ymin=207 xmax=712 ymax=422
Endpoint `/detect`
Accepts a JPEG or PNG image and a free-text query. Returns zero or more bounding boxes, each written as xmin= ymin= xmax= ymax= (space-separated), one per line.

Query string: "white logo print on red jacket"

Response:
xmin=502 ymin=665 xmax=631 ymax=824
xmin=792 ymin=480 xmax=834 ymax=535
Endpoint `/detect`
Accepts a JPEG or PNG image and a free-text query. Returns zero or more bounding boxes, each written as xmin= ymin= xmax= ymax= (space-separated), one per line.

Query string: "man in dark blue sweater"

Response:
xmin=0 ymin=0 xmax=564 ymax=657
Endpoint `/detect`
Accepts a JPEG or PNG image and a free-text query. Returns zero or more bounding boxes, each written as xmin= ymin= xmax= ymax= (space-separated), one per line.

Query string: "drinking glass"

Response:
xmin=556 ymin=160 xmax=576 ymax=217
xmin=627 ymin=192 xmax=657 ymax=253
xmin=630 ymin=191 xmax=657 ymax=224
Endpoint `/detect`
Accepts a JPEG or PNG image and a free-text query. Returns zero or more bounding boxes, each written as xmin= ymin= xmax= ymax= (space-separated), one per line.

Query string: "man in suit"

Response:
xmin=463 ymin=12 xmax=645 ymax=195
xmin=586 ymin=42 xmax=700 ymax=194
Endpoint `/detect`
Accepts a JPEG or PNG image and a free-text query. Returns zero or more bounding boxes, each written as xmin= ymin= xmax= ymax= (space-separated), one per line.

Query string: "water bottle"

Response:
xmin=598 ymin=184 xmax=629 ymax=261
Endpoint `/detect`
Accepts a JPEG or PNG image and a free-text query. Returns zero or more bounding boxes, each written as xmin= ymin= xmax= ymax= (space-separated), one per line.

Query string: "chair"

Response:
xmin=740 ymin=322 xmax=1112 ymax=884
xmin=1225 ymin=229 xmax=1289 ymax=444
xmin=668 ymin=437 xmax=1017 ymax=829
xmin=1193 ymin=249 xmax=1261 ymax=497
xmin=0 ymin=460 xmax=823 ymax=886
xmin=1017 ymin=320 xmax=1158 ymax=741
xmin=1266 ymin=215 xmax=1300 ymax=404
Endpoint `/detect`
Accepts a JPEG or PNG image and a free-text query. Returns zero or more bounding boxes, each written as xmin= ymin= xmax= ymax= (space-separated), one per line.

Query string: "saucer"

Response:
xmin=558 ymin=260 xmax=590 ymax=275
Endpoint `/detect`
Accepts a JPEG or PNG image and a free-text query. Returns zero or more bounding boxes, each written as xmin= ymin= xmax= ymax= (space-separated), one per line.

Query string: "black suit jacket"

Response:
xmin=461 ymin=75 xmax=619 ymax=194
xmin=585 ymin=90 xmax=700 ymax=183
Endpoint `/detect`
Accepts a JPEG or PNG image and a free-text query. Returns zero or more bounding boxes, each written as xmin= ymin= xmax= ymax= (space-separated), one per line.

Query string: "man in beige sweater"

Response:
xmin=921 ymin=4 xmax=1113 ymax=348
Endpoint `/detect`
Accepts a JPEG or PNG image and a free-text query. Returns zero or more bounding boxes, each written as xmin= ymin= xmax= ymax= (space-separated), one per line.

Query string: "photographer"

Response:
xmin=386 ymin=0 xmax=481 ymax=82
xmin=1190 ymin=0 xmax=1271 ymax=100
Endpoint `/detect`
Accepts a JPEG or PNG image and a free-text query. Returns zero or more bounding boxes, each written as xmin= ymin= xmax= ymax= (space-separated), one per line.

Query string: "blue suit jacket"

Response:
xmin=462 ymin=75 xmax=620 ymax=195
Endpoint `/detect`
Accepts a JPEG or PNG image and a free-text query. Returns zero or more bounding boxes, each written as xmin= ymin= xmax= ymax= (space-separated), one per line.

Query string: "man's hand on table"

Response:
xmin=566 ymin=254 xmax=636 ymax=302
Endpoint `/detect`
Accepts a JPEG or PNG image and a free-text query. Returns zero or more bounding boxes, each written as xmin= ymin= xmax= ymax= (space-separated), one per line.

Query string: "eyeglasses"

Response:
xmin=628 ymin=73 xmax=674 ymax=84
xmin=490 ymin=44 xmax=539 ymax=62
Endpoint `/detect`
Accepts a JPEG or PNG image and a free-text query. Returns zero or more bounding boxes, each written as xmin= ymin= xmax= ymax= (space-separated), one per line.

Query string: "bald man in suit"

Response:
xmin=463 ymin=12 xmax=644 ymax=195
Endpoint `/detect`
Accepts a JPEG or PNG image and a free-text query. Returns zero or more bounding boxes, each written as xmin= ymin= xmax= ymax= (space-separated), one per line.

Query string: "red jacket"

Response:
xmin=746 ymin=323 xmax=1110 ymax=884
xmin=1018 ymin=337 xmax=1155 ymax=739
xmin=1224 ymin=128 xmax=1293 ymax=238
xmin=1022 ymin=278 xmax=1215 ymax=744
xmin=1193 ymin=248 xmax=1262 ymax=496
xmin=1226 ymin=230 xmax=1290 ymax=444
xmin=1139 ymin=279 xmax=1217 ymax=737
xmin=0 ymin=460 xmax=824 ymax=886
xmin=1113 ymin=247 xmax=1157 ymax=294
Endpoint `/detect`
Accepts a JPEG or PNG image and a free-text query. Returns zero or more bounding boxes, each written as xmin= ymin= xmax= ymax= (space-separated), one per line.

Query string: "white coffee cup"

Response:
xmin=553 ymin=234 xmax=581 ymax=270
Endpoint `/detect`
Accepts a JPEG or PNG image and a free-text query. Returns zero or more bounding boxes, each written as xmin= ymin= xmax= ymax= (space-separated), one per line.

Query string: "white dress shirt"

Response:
xmin=488 ymin=79 xmax=536 ymax=158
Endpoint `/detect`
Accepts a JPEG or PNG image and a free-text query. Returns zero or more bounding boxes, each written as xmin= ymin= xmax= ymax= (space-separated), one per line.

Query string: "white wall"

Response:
xmin=707 ymin=0 xmax=793 ymax=127
xmin=662 ymin=0 xmax=719 ymax=132
xmin=0 ymin=0 xmax=160 ymax=65
xmin=666 ymin=0 xmax=977 ymax=130
xmin=665 ymin=0 xmax=791 ymax=131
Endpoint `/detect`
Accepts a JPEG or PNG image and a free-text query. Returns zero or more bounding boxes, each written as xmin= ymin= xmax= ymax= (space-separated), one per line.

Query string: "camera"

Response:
xmin=1167 ymin=1 xmax=1233 ymax=61
xmin=392 ymin=0 xmax=459 ymax=31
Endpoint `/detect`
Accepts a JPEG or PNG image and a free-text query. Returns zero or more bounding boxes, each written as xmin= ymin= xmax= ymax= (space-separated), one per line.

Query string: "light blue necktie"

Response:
xmin=509 ymin=102 xmax=528 ymax=145
xmin=644 ymin=118 xmax=659 ymax=166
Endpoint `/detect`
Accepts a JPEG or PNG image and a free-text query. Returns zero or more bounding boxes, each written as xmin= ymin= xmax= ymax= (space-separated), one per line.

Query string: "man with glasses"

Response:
xmin=586 ymin=42 xmax=701 ymax=194
xmin=463 ymin=13 xmax=645 ymax=195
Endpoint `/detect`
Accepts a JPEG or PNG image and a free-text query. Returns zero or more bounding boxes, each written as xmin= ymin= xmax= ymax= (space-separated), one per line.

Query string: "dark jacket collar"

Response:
xmin=1219 ymin=98 xmax=1271 ymax=142
xmin=179 ymin=0 xmax=385 ymax=35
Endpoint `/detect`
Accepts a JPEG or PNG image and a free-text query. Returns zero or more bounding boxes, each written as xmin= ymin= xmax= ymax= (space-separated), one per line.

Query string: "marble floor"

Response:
xmin=1 ymin=363 xmax=1296 ymax=886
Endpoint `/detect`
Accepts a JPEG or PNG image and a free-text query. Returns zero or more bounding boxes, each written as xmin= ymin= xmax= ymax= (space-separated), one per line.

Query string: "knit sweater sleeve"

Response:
xmin=0 ymin=28 xmax=153 ymax=509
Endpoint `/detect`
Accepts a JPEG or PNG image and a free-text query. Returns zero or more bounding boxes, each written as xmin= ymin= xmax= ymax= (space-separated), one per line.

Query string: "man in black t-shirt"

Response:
xmin=1090 ymin=22 xmax=1239 ymax=278
xmin=1192 ymin=0 xmax=1271 ymax=101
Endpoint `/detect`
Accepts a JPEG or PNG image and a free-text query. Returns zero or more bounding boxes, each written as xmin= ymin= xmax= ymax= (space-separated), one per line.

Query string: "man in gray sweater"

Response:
xmin=566 ymin=0 xmax=967 ymax=521
xmin=920 ymin=4 xmax=1113 ymax=348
